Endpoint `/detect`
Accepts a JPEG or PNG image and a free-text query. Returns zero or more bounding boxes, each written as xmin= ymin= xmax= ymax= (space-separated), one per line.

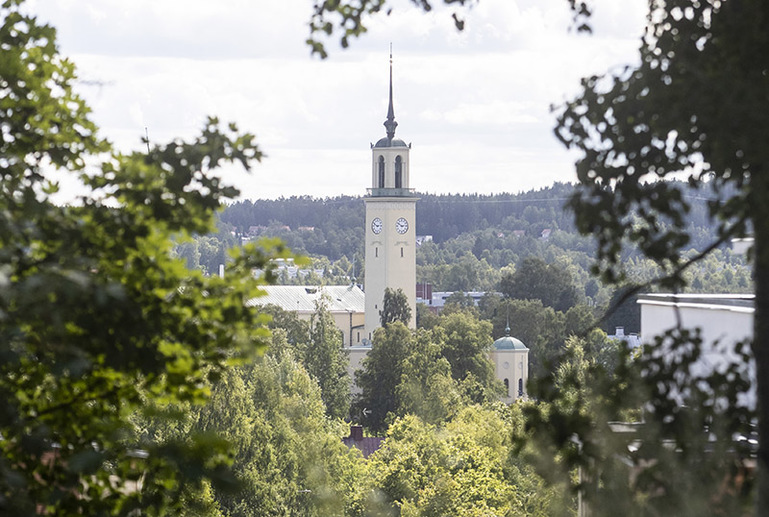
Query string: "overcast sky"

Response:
xmin=30 ymin=0 xmax=647 ymax=201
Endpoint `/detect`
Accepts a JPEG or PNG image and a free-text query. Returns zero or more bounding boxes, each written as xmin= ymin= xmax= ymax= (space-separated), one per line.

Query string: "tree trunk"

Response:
xmin=751 ymin=169 xmax=769 ymax=516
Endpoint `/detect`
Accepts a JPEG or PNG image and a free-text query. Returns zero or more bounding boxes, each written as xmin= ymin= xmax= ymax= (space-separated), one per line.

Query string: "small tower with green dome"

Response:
xmin=489 ymin=324 xmax=529 ymax=403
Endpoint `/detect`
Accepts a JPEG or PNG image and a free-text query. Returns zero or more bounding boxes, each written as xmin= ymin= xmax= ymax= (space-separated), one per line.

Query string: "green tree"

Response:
xmin=441 ymin=291 xmax=479 ymax=314
xmin=499 ymin=256 xmax=579 ymax=312
xmin=306 ymin=299 xmax=351 ymax=419
xmin=395 ymin=330 xmax=465 ymax=425
xmin=380 ymin=287 xmax=412 ymax=327
xmin=523 ymin=331 xmax=753 ymax=516
xmin=193 ymin=334 xmax=364 ymax=517
xmin=432 ymin=311 xmax=500 ymax=403
xmin=365 ymin=406 xmax=562 ymax=517
xmin=366 ymin=412 xmax=513 ymax=517
xmin=0 ymin=2 xmax=283 ymax=513
xmin=354 ymin=322 xmax=413 ymax=432
xmin=261 ymin=303 xmax=310 ymax=348
xmin=175 ymin=239 xmax=202 ymax=271
xmin=415 ymin=302 xmax=440 ymax=330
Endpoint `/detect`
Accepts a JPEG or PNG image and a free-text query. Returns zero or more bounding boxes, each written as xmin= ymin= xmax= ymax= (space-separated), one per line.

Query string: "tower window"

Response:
xmin=395 ymin=155 xmax=403 ymax=188
xmin=375 ymin=247 xmax=378 ymax=258
xmin=504 ymin=379 xmax=510 ymax=396
xmin=378 ymin=156 xmax=385 ymax=188
xmin=518 ymin=378 xmax=523 ymax=397
xmin=400 ymin=247 xmax=404 ymax=257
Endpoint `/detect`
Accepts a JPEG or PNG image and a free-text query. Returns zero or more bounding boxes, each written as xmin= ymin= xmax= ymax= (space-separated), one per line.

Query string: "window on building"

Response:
xmin=375 ymin=247 xmax=378 ymax=258
xmin=518 ymin=378 xmax=523 ymax=397
xmin=395 ymin=155 xmax=402 ymax=188
xmin=378 ymin=156 xmax=385 ymax=188
xmin=357 ymin=332 xmax=360 ymax=342
xmin=504 ymin=379 xmax=510 ymax=396
xmin=400 ymin=247 xmax=404 ymax=257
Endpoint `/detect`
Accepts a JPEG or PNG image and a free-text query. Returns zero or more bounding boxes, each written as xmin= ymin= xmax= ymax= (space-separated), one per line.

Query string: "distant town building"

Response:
xmin=608 ymin=326 xmax=642 ymax=348
xmin=416 ymin=282 xmax=432 ymax=302
xmin=417 ymin=290 xmax=490 ymax=313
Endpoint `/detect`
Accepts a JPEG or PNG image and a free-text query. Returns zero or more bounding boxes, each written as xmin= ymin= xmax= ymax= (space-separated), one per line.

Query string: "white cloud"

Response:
xmin=29 ymin=0 xmax=647 ymax=200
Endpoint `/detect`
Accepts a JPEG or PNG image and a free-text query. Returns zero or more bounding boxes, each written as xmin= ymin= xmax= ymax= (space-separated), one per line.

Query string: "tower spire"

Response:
xmin=383 ymin=44 xmax=398 ymax=142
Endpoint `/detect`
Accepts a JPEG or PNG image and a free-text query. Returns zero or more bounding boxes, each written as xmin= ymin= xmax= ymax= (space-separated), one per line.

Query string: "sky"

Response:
xmin=29 ymin=0 xmax=648 ymax=201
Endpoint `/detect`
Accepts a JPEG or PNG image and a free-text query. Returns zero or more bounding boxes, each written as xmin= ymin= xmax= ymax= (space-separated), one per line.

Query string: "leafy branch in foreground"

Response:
xmin=0 ymin=1 xmax=286 ymax=513
xmin=305 ymin=0 xmax=592 ymax=58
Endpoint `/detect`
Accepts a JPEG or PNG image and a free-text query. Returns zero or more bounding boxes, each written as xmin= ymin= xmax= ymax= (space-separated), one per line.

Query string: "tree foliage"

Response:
xmin=305 ymin=0 xmax=593 ymax=58
xmin=365 ymin=406 xmax=565 ymax=517
xmin=0 ymin=2 xmax=283 ymax=513
xmin=551 ymin=0 xmax=766 ymax=513
xmin=380 ymin=287 xmax=412 ymax=327
xmin=306 ymin=299 xmax=351 ymax=419
xmin=354 ymin=322 xmax=413 ymax=432
xmin=499 ymin=256 xmax=579 ymax=312
xmin=522 ymin=332 xmax=754 ymax=516
xmin=192 ymin=338 xmax=364 ymax=517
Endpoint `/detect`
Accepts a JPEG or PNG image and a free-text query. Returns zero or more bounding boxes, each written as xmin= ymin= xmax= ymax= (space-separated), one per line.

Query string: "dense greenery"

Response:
xmin=0 ymin=1 xmax=286 ymax=513
xmin=379 ymin=287 xmax=412 ymax=327
xmin=551 ymin=0 xmax=767 ymax=513
xmin=220 ymin=182 xmax=727 ymax=260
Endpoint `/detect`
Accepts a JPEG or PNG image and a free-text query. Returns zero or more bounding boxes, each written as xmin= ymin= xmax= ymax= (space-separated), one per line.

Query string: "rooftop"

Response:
xmin=247 ymin=285 xmax=365 ymax=313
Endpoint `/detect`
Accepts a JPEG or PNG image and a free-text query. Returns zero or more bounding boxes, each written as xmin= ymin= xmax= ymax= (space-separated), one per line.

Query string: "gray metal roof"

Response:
xmin=247 ymin=285 xmax=365 ymax=314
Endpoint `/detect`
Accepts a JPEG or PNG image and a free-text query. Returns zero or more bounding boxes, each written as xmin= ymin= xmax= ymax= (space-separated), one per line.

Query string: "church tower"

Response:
xmin=364 ymin=54 xmax=418 ymax=341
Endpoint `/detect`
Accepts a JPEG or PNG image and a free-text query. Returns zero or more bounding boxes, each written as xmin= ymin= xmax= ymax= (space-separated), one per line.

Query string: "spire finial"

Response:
xmin=384 ymin=44 xmax=398 ymax=142
xmin=505 ymin=311 xmax=511 ymax=336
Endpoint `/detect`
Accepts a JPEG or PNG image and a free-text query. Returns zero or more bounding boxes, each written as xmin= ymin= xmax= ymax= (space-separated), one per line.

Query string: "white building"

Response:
xmin=637 ymin=293 xmax=755 ymax=405
xmin=248 ymin=285 xmax=365 ymax=348
xmin=416 ymin=291 xmax=489 ymax=313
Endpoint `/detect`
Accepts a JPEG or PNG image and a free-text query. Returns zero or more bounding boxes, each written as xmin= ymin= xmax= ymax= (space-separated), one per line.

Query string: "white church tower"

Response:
xmin=364 ymin=54 xmax=418 ymax=341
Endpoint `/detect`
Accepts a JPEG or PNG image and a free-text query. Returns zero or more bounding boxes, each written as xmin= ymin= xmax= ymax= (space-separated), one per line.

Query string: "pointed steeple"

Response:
xmin=383 ymin=45 xmax=398 ymax=142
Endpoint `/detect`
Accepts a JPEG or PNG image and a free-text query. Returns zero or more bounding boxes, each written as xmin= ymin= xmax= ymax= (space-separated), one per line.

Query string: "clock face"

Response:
xmin=395 ymin=217 xmax=409 ymax=234
xmin=371 ymin=217 xmax=383 ymax=234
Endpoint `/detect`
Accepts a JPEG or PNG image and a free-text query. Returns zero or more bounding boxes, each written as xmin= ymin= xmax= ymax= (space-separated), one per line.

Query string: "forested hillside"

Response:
xmin=198 ymin=182 xmax=751 ymax=307
xmin=220 ymin=181 xmax=724 ymax=259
